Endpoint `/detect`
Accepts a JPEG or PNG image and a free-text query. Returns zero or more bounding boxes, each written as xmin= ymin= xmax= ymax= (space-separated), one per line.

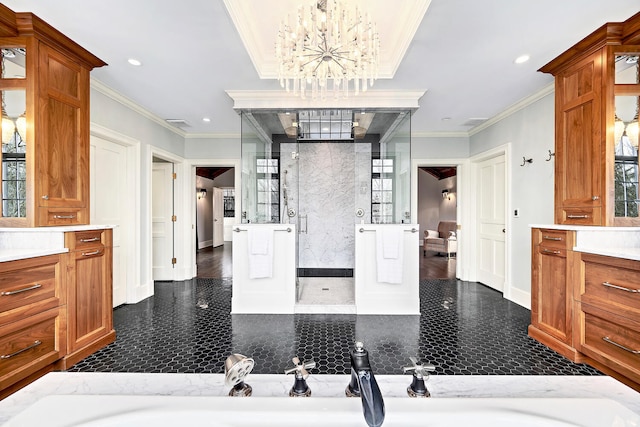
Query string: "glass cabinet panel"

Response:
xmin=1 ymin=89 xmax=26 ymax=217
xmin=1 ymin=48 xmax=26 ymax=79
xmin=614 ymin=52 xmax=640 ymax=218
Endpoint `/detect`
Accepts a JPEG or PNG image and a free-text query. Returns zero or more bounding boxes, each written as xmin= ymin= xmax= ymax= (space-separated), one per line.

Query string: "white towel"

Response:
xmin=376 ymin=227 xmax=404 ymax=284
xmin=247 ymin=227 xmax=273 ymax=279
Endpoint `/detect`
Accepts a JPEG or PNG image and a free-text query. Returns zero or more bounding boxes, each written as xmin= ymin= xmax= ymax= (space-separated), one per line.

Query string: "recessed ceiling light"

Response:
xmin=514 ymin=54 xmax=530 ymax=64
xmin=127 ymin=58 xmax=142 ymax=66
xmin=202 ymin=117 xmax=211 ymax=122
xmin=441 ymin=117 xmax=452 ymax=121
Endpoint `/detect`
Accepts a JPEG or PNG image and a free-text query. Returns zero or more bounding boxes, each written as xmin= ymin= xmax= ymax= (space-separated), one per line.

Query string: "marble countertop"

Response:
xmin=1 ymin=373 xmax=638 ymax=425
xmin=0 ymin=225 xmax=116 ymax=232
xmin=529 ymin=224 xmax=640 ymax=231
xmin=0 ymin=248 xmax=68 ymax=263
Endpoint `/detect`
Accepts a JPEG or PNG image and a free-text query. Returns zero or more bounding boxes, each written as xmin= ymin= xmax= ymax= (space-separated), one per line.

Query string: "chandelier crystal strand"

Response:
xmin=275 ymin=0 xmax=380 ymax=100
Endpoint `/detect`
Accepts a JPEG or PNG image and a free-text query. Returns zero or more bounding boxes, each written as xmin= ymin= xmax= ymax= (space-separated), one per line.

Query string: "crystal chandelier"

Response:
xmin=275 ymin=0 xmax=380 ymax=100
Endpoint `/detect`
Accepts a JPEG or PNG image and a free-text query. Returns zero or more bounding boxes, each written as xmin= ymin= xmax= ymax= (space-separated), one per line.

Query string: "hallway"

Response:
xmin=196 ymin=244 xmax=457 ymax=281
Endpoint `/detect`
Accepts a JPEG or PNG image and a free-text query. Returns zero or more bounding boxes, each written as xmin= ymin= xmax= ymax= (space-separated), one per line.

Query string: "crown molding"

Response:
xmin=225 ymin=89 xmax=426 ymax=111
xmin=90 ymin=77 xmax=186 ymax=138
xmin=185 ymin=133 xmax=241 ymax=140
xmin=468 ymin=83 xmax=555 ymax=136
xmin=412 ymin=131 xmax=470 ymax=138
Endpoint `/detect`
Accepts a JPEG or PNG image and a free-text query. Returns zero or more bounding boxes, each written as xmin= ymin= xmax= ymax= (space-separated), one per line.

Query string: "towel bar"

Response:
xmin=234 ymin=227 xmax=292 ymax=233
xmin=359 ymin=228 xmax=418 ymax=233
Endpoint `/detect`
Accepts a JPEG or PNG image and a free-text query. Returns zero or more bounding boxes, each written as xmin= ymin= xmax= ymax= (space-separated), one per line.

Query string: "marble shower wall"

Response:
xmin=280 ymin=142 xmax=371 ymax=270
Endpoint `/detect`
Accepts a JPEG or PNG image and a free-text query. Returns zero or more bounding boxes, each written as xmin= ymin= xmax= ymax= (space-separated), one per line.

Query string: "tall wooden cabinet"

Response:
xmin=0 ymin=5 xmax=106 ymax=227
xmin=539 ymin=12 xmax=640 ymax=226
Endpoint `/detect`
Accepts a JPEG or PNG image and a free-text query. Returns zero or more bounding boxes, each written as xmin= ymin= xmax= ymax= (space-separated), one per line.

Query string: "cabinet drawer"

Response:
xmin=0 ymin=255 xmax=60 ymax=320
xmin=581 ymin=304 xmax=640 ymax=384
xmin=39 ymin=208 xmax=87 ymax=226
xmin=70 ymin=230 xmax=105 ymax=251
xmin=559 ymin=207 xmax=601 ymax=225
xmin=537 ymin=229 xmax=570 ymax=250
xmin=581 ymin=254 xmax=640 ymax=317
xmin=0 ymin=307 xmax=61 ymax=388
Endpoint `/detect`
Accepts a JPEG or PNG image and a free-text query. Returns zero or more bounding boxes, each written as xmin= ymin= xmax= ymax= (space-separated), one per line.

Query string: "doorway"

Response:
xmin=417 ymin=165 xmax=458 ymax=279
xmin=194 ymin=166 xmax=236 ymax=278
xmin=152 ymin=158 xmax=175 ymax=281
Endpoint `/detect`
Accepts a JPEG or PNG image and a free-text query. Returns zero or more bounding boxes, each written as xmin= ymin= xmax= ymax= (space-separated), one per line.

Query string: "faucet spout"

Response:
xmin=345 ymin=342 xmax=385 ymax=427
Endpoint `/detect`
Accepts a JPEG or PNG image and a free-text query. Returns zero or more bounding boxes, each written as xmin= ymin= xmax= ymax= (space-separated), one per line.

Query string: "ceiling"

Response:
xmin=2 ymin=1 xmax=638 ymax=137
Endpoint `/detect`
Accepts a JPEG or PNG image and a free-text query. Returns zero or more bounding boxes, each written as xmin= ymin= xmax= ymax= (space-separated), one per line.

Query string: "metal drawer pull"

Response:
xmin=80 ymin=237 xmax=100 ymax=243
xmin=1 ymin=340 xmax=42 ymax=359
xmin=602 ymin=337 xmax=640 ymax=355
xmin=53 ymin=214 xmax=76 ymax=219
xmin=602 ymin=282 xmax=639 ymax=293
xmin=567 ymin=214 xmax=589 ymax=219
xmin=1 ymin=283 xmax=42 ymax=296
xmin=542 ymin=249 xmax=561 ymax=255
xmin=81 ymin=250 xmax=102 ymax=257
xmin=542 ymin=236 xmax=562 ymax=241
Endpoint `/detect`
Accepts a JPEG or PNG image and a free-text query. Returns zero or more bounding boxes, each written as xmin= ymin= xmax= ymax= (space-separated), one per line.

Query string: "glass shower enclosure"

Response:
xmin=240 ymin=109 xmax=411 ymax=306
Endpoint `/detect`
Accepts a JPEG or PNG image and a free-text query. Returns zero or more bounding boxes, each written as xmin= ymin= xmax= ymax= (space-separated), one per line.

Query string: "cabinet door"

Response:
xmin=532 ymin=245 xmax=572 ymax=344
xmin=36 ymin=44 xmax=89 ymax=225
xmin=555 ymin=52 xmax=604 ymax=225
xmin=67 ymin=243 xmax=112 ymax=353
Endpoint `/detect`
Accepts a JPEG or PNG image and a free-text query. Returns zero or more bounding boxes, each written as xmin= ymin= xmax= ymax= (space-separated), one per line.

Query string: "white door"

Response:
xmin=90 ymin=136 xmax=130 ymax=307
xmin=152 ymin=162 xmax=174 ymax=280
xmin=212 ymin=187 xmax=224 ymax=247
xmin=476 ymin=155 xmax=506 ymax=292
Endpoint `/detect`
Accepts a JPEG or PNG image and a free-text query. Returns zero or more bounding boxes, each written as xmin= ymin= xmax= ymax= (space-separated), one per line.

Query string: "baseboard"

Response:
xmin=198 ymin=240 xmax=213 ymax=249
xmin=507 ymin=286 xmax=530 ymax=309
xmin=298 ymin=268 xmax=354 ymax=277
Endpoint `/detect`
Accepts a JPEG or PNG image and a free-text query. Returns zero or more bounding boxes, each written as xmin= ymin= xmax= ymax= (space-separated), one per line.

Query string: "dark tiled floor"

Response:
xmin=68 ymin=279 xmax=601 ymax=376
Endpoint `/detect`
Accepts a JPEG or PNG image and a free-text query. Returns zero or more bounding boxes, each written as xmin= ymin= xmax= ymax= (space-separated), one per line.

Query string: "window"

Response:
xmin=223 ymin=188 xmax=235 ymax=218
xmin=256 ymin=158 xmax=279 ymax=223
xmin=1 ymin=128 xmax=25 ymax=217
xmin=615 ymin=155 xmax=639 ymax=217
xmin=372 ymin=158 xmax=393 ymax=223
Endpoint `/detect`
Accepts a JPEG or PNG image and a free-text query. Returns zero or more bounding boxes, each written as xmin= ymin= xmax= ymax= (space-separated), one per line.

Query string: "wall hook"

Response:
xmin=520 ymin=157 xmax=533 ymax=166
xmin=546 ymin=150 xmax=555 ymax=161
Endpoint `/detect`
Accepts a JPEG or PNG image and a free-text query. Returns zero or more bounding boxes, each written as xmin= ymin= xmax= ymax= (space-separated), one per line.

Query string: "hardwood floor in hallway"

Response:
xmin=196 ymin=243 xmax=455 ymax=280
xmin=420 ymin=252 xmax=456 ymax=279
xmin=196 ymin=243 xmax=232 ymax=278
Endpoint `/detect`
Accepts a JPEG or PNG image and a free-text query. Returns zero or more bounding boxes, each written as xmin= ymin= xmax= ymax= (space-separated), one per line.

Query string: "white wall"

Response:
xmin=412 ymin=135 xmax=470 ymax=159
xmin=185 ymin=136 xmax=241 ymax=159
xmin=469 ymin=92 xmax=555 ymax=296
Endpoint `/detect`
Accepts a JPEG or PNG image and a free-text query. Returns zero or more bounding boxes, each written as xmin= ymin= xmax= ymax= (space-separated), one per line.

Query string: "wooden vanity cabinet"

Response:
xmin=0 ymin=254 xmax=65 ymax=398
xmin=539 ymin=12 xmax=640 ymax=226
xmin=58 ymin=228 xmax=115 ymax=370
xmin=529 ymin=228 xmax=582 ymax=361
xmin=0 ymin=5 xmax=106 ymax=227
xmin=576 ymin=253 xmax=640 ymax=387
